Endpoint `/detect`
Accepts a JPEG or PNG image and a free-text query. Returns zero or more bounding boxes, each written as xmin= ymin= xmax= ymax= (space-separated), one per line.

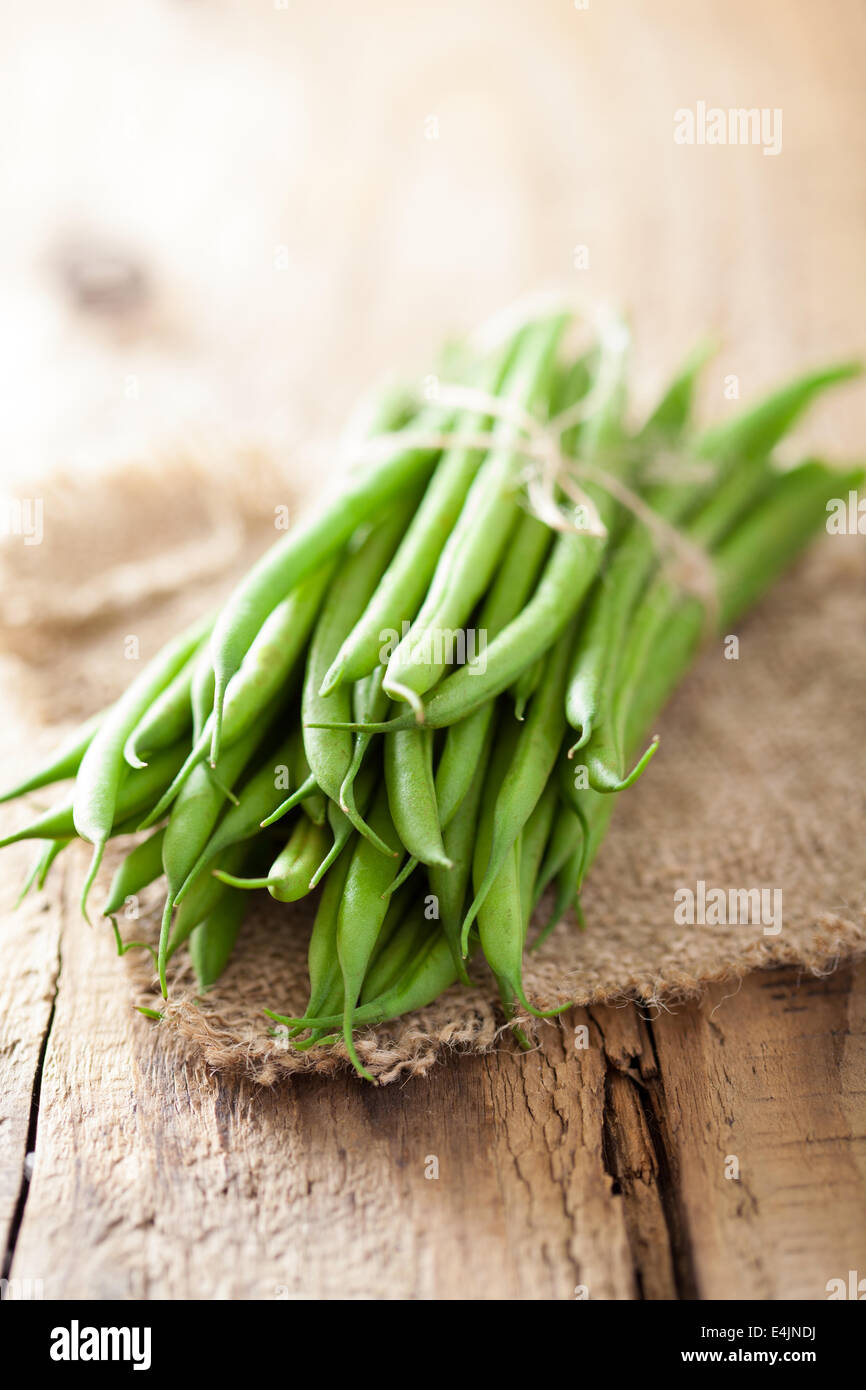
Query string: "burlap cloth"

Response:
xmin=1 ymin=458 xmax=863 ymax=1082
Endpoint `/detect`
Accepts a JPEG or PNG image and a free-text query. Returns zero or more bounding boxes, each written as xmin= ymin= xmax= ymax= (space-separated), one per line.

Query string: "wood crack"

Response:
xmin=593 ymin=1007 xmax=700 ymax=1300
xmin=0 ymin=932 xmax=62 ymax=1291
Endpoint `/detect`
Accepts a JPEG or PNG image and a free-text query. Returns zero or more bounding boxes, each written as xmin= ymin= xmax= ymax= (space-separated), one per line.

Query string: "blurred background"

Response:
xmin=1 ymin=0 xmax=863 ymax=496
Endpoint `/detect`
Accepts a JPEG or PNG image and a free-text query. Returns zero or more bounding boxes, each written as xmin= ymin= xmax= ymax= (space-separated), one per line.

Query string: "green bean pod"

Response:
xmin=267 ymin=929 xmax=466 ymax=1035
xmin=312 ymin=759 xmax=377 ymax=888
xmin=171 ymin=733 xmax=297 ymax=906
xmin=432 ymin=509 xmax=553 ymax=822
xmin=73 ymin=615 xmax=211 ymax=917
xmin=359 ymin=902 xmax=434 ymax=1004
xmin=16 ymin=838 xmax=69 ymax=907
xmin=102 ymin=827 xmax=167 ymax=918
xmin=338 ymin=665 xmax=389 ymax=816
xmin=477 ymin=842 xmax=570 ymax=1020
xmin=383 ymin=317 xmax=566 ymax=709
xmin=517 ymin=778 xmax=558 ymax=931
xmin=156 ymin=717 xmax=270 ymax=991
xmin=189 ymin=887 xmax=249 ymax=992
xmin=0 ymin=710 xmax=104 ymax=805
xmin=141 ymin=563 xmax=334 ymax=828
xmin=208 ymin=392 xmax=441 ymax=761
xmin=461 ymin=625 xmax=575 ymax=944
xmin=384 ymin=724 xmax=450 ymax=868
xmin=166 ymin=841 xmax=253 ymax=957
xmin=215 ymin=815 xmax=329 ymax=902
xmin=428 ymin=717 xmax=494 ymax=982
xmin=533 ymin=799 xmax=586 ymax=909
xmin=320 ymin=338 xmax=522 ymax=695
xmin=124 ymin=624 xmax=213 ymax=768
xmin=335 ymin=785 xmax=405 ymax=1079
xmin=0 ymin=740 xmax=188 ymax=850
xmin=303 ymin=508 xmax=419 ymax=854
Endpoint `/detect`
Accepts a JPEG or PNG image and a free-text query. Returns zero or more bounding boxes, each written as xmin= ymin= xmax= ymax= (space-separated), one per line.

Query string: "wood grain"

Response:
xmin=3 ymin=850 xmax=864 ymax=1300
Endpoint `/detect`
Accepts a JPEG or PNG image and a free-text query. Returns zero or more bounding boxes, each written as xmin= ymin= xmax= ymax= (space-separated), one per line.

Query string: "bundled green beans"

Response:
xmin=1 ymin=306 xmax=861 ymax=1081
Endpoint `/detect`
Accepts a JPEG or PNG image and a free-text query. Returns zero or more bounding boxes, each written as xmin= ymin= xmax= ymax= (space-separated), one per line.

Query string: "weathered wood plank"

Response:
xmin=650 ymin=964 xmax=866 ymax=1300
xmin=8 ymin=889 xmax=636 ymax=1299
xmin=0 ymin=846 xmax=61 ymax=1283
xmin=8 ymin=922 xmax=865 ymax=1300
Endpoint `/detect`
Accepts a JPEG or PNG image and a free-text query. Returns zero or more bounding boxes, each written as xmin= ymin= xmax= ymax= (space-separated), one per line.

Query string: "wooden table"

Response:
xmin=3 ymin=879 xmax=865 ymax=1299
xmin=1 ymin=0 xmax=864 ymax=1301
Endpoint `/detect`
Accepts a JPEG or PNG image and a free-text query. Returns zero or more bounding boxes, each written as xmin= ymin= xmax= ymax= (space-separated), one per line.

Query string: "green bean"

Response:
xmin=562 ymin=461 xmax=865 ymax=890
xmin=573 ymin=439 xmax=786 ymax=791
xmin=312 ymin=759 xmax=376 ymax=888
xmin=511 ymin=657 xmax=543 ymax=719
xmin=693 ymin=362 xmax=860 ymax=466
xmin=552 ymin=348 xmax=597 ymax=456
xmin=0 ymin=740 xmax=187 ymax=850
xmin=0 ymin=710 xmax=104 ymax=805
xmin=267 ymin=929 xmax=466 ymax=1034
xmin=517 ymin=778 xmax=557 ymax=930
xmin=335 ymin=784 xmax=405 ymax=1079
xmin=303 ymin=509 xmax=419 ymax=854
xmin=601 ymin=456 xmax=839 ymax=780
xmin=124 ymin=623 xmax=213 ymax=767
xmin=208 ymin=392 xmax=442 ymax=763
xmin=285 ymin=842 xmax=354 ymax=1047
xmin=428 ymin=718 xmax=494 ymax=982
xmin=73 ymin=615 xmax=211 ymax=919
xmin=190 ymin=641 xmax=216 ymax=746
xmin=383 ymin=317 xmax=566 ymax=711
xmin=156 ymin=717 xmax=268 ymax=992
xmin=564 ymin=344 xmax=713 ymax=755
xmin=477 ymin=841 xmax=570 ymax=1019
xmin=16 ymin=840 xmax=62 ymax=907
xmin=531 ymin=846 xmax=583 ymax=953
xmin=288 ymin=856 xmax=405 ymax=1041
xmin=102 ymin=827 xmax=167 ymax=918
xmin=534 ymin=798 xmax=585 ymax=908
xmin=214 ymin=815 xmax=329 ymax=901
xmin=359 ymin=900 xmax=434 ymax=1004
xmin=140 ymin=563 xmax=335 ymax=829
xmin=306 ymin=316 xmax=628 ymax=739
xmin=171 ymin=732 xmax=297 ymax=906
xmin=463 ymin=711 xmax=522 ymax=955
xmin=384 ymin=724 xmax=450 ymax=868
xmin=338 ymin=664 xmax=389 ymax=816
xmin=166 ymin=842 xmax=252 ymax=957
xmin=320 ymin=337 xmax=522 ymax=695
xmin=189 ymin=887 xmax=249 ymax=992
xmin=714 ymin=460 xmax=865 ymax=626
xmin=428 ymin=509 xmax=553 ymax=829
xmin=261 ymin=772 xmax=322 ymax=829
xmin=461 ymin=624 xmax=575 ymax=946
xmin=315 ymin=526 xmax=616 ymax=735
xmin=290 ymin=729 xmax=327 ymax=826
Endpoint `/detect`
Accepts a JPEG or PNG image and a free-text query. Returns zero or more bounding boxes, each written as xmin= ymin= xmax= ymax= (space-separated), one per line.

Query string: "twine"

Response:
xmin=340 ymin=379 xmax=721 ymax=614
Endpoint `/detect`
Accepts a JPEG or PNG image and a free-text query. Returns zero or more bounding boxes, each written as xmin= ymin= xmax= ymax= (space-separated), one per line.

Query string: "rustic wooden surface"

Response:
xmin=2 ymin=865 xmax=865 ymax=1299
xmin=1 ymin=0 xmax=865 ymax=1300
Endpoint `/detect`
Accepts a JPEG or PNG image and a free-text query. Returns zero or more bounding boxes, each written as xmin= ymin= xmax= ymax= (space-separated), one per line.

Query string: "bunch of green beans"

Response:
xmin=1 ymin=304 xmax=861 ymax=1080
